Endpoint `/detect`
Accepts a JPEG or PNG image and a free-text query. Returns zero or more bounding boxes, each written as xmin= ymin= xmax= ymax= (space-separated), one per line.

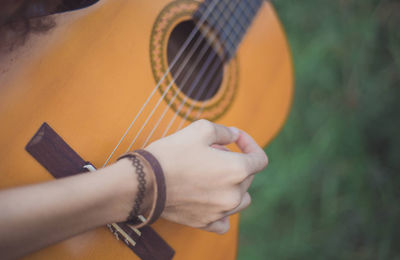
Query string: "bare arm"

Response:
xmin=0 ymin=120 xmax=268 ymax=259
xmin=0 ymin=158 xmax=148 ymax=259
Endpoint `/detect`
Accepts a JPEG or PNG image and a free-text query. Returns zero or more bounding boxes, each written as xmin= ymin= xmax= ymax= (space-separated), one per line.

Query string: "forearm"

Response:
xmin=0 ymin=120 xmax=269 ymax=258
xmin=0 ymin=159 xmax=152 ymax=259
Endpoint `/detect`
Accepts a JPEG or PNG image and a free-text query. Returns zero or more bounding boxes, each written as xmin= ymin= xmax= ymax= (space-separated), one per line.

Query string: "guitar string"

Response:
xmin=139 ymin=0 xmax=243 ymax=147
xmin=127 ymin=1 xmax=264 ymax=235
xmin=142 ymin=0 xmax=262 ymax=145
xmin=102 ymin=0 xmax=219 ymax=166
xmin=127 ymin=0 xmax=249 ymax=151
xmin=170 ymin=42 xmax=226 ymax=135
xmin=124 ymin=2 xmax=227 ymax=152
xmin=117 ymin=0 xmax=227 ymax=236
xmin=140 ymin=33 xmax=222 ymax=147
xmin=166 ymin=0 xmax=256 ymax=135
xmin=106 ymin=0 xmax=262 ymax=163
xmin=160 ymin=0 xmax=261 ymax=137
xmin=188 ymin=0 xmax=264 ymax=126
xmin=157 ymin=2 xmax=246 ymax=140
xmin=106 ymin=1 xmax=223 ymax=239
xmin=175 ymin=0 xmax=263 ymax=132
xmin=101 ymin=0 xmax=262 ymax=240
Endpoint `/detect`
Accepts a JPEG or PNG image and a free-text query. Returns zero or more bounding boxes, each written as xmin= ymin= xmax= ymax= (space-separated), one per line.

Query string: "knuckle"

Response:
xmin=195 ymin=119 xmax=215 ymax=136
xmin=230 ymin=162 xmax=248 ymax=182
xmin=204 ymin=218 xmax=230 ymax=235
xmin=231 ymin=192 xmax=242 ymax=209
xmin=256 ymin=152 xmax=269 ymax=171
xmin=263 ymin=153 xmax=269 ymax=168
xmin=194 ymin=119 xmax=211 ymax=129
xmin=221 ymin=191 xmax=241 ymax=211
xmin=245 ymin=156 xmax=255 ymax=172
xmin=244 ymin=193 xmax=252 ymax=208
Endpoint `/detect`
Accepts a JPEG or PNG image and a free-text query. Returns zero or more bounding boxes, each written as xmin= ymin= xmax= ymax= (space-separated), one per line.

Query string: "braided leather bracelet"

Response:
xmin=118 ymin=149 xmax=166 ymax=228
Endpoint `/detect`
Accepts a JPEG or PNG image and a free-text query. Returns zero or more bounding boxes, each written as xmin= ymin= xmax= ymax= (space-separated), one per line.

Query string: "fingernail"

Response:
xmin=229 ymin=127 xmax=240 ymax=140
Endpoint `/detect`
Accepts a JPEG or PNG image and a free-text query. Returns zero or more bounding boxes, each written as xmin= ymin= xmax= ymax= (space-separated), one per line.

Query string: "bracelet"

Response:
xmin=118 ymin=153 xmax=148 ymax=226
xmin=135 ymin=149 xmax=166 ymax=225
xmin=117 ymin=149 xmax=166 ymax=228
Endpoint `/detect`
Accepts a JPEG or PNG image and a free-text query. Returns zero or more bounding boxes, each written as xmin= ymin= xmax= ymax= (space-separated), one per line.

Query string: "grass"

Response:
xmin=238 ymin=0 xmax=400 ymax=259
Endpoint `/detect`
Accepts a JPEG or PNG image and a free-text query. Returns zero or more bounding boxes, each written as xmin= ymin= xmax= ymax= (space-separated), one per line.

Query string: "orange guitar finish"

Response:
xmin=0 ymin=0 xmax=293 ymax=259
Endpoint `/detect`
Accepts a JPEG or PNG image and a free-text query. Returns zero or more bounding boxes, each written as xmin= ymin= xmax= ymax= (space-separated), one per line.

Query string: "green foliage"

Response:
xmin=239 ymin=0 xmax=400 ymax=259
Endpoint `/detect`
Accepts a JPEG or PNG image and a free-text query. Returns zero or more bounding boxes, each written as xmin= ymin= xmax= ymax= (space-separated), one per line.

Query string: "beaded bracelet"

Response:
xmin=118 ymin=149 xmax=166 ymax=228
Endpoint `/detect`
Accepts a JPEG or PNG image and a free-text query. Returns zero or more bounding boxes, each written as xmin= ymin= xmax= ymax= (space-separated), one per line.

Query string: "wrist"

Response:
xmin=102 ymin=158 xmax=155 ymax=223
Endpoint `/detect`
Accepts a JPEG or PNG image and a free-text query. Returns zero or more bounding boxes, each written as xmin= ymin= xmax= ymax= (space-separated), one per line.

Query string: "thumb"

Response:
xmin=189 ymin=120 xmax=239 ymax=146
xmin=205 ymin=123 xmax=239 ymax=146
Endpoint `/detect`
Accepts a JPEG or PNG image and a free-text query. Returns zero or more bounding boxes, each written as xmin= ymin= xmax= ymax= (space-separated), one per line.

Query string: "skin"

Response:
xmin=0 ymin=1 xmax=269 ymax=259
xmin=0 ymin=121 xmax=268 ymax=259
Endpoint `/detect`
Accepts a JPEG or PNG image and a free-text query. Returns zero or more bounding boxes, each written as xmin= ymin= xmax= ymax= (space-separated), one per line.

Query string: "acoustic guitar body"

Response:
xmin=0 ymin=0 xmax=293 ymax=259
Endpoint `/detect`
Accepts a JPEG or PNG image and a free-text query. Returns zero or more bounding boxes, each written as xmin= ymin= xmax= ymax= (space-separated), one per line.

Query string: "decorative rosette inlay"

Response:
xmin=149 ymin=0 xmax=239 ymax=122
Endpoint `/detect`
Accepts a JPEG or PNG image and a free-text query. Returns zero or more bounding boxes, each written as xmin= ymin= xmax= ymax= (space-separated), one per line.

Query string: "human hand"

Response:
xmin=145 ymin=119 xmax=268 ymax=234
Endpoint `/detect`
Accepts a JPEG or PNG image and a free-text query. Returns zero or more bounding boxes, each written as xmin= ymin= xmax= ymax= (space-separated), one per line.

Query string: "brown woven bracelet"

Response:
xmin=118 ymin=149 xmax=166 ymax=228
xmin=135 ymin=149 xmax=166 ymax=225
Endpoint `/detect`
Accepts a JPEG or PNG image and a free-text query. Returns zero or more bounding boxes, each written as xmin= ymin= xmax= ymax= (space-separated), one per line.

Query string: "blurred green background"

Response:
xmin=238 ymin=0 xmax=400 ymax=259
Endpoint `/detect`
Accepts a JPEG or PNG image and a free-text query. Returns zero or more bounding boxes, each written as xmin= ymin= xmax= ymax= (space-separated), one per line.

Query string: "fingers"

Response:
xmin=239 ymin=175 xmax=254 ymax=195
xmin=190 ymin=121 xmax=267 ymax=176
xmin=203 ymin=193 xmax=252 ymax=234
xmin=203 ymin=216 xmax=230 ymax=234
xmin=235 ymin=130 xmax=268 ymax=174
xmin=208 ymin=122 xmax=238 ymax=145
xmin=224 ymin=192 xmax=251 ymax=216
xmin=211 ymin=144 xmax=230 ymax=152
xmin=189 ymin=120 xmax=239 ymax=146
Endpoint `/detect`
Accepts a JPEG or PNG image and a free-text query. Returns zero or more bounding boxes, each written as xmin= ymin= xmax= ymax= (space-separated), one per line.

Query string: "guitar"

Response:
xmin=0 ymin=0 xmax=293 ymax=259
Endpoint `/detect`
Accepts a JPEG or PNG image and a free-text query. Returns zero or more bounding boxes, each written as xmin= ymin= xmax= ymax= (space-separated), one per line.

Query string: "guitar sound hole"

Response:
xmin=167 ymin=20 xmax=224 ymax=101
